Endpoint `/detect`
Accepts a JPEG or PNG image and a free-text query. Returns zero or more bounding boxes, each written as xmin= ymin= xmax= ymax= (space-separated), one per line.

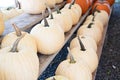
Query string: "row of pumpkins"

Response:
xmin=0 ymin=0 xmax=114 ymax=80
xmin=45 ymin=0 xmax=115 ymax=80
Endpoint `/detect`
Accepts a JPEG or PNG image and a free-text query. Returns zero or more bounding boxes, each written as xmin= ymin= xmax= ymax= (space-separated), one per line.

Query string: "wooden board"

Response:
xmin=37 ymin=7 xmax=92 ymax=76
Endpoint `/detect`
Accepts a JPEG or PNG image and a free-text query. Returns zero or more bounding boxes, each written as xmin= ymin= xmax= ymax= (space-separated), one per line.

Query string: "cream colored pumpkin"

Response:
xmin=46 ymin=0 xmax=56 ymax=8
xmin=21 ymin=0 xmax=46 ymax=14
xmin=62 ymin=3 xmax=82 ymax=25
xmin=1 ymin=24 xmax=37 ymax=53
xmin=0 ymin=11 xmax=5 ymax=35
xmin=77 ymin=23 xmax=102 ymax=44
xmin=0 ymin=36 xmax=39 ymax=80
xmin=46 ymin=75 xmax=69 ymax=80
xmin=94 ymin=10 xmax=109 ymax=26
xmin=84 ymin=18 xmax=104 ymax=33
xmin=56 ymin=48 xmax=92 ymax=80
xmin=70 ymin=35 xmax=97 ymax=52
xmin=55 ymin=0 xmax=63 ymax=3
xmin=30 ymin=18 xmax=65 ymax=54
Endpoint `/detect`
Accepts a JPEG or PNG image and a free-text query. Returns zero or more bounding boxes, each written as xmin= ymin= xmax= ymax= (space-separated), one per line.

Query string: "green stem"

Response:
xmin=46 ymin=4 xmax=53 ymax=19
xmin=12 ymin=23 xmax=22 ymax=37
xmin=42 ymin=11 xmax=49 ymax=27
xmin=92 ymin=15 xmax=95 ymax=21
xmin=10 ymin=33 xmax=25 ymax=52
xmin=78 ymin=36 xmax=86 ymax=51
xmin=69 ymin=0 xmax=75 ymax=9
xmin=87 ymin=23 xmax=94 ymax=28
xmin=54 ymin=5 xmax=61 ymax=14
xmin=67 ymin=47 xmax=76 ymax=63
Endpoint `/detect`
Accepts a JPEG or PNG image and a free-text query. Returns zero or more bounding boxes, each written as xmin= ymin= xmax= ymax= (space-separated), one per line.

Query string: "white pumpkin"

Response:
xmin=46 ymin=75 xmax=69 ymax=80
xmin=70 ymin=35 xmax=97 ymax=52
xmin=46 ymin=0 xmax=56 ymax=8
xmin=55 ymin=0 xmax=63 ymax=4
xmin=0 ymin=11 xmax=5 ymax=35
xmin=21 ymin=0 xmax=46 ymax=14
xmin=30 ymin=17 xmax=65 ymax=55
xmin=0 ymin=35 xmax=39 ymax=80
xmin=1 ymin=24 xmax=37 ymax=53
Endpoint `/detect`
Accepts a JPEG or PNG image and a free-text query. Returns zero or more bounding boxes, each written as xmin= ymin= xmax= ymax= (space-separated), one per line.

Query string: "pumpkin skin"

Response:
xmin=88 ymin=0 xmax=93 ymax=6
xmin=84 ymin=17 xmax=104 ymax=33
xmin=69 ymin=47 xmax=98 ymax=73
xmin=70 ymin=35 xmax=97 ymax=52
xmin=67 ymin=0 xmax=89 ymax=14
xmin=0 ymin=11 xmax=5 ymax=35
xmin=77 ymin=23 xmax=102 ymax=44
xmin=92 ymin=0 xmax=111 ymax=15
xmin=46 ymin=75 xmax=69 ymax=80
xmin=46 ymin=0 xmax=56 ymax=8
xmin=107 ymin=0 xmax=115 ymax=6
xmin=56 ymin=57 xmax=92 ymax=80
xmin=62 ymin=3 xmax=82 ymax=25
xmin=21 ymin=0 xmax=46 ymax=14
xmin=55 ymin=0 xmax=63 ymax=3
xmin=0 ymin=36 xmax=39 ymax=80
xmin=30 ymin=22 xmax=65 ymax=55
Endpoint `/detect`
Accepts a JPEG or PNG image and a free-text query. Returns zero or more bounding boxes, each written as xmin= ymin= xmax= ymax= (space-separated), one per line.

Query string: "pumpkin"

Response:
xmin=1 ymin=24 xmax=37 ymax=53
xmin=46 ymin=75 xmax=69 ymax=80
xmin=107 ymin=0 xmax=115 ymax=6
xmin=62 ymin=0 xmax=82 ymax=25
xmin=77 ymin=23 xmax=102 ymax=44
xmin=21 ymin=0 xmax=46 ymax=14
xmin=56 ymin=47 xmax=92 ymax=80
xmin=67 ymin=0 xmax=89 ymax=14
xmin=69 ymin=37 xmax=98 ymax=72
xmin=92 ymin=0 xmax=111 ymax=15
xmin=46 ymin=0 xmax=56 ymax=8
xmin=70 ymin=35 xmax=97 ymax=52
xmin=0 ymin=35 xmax=39 ymax=80
xmin=30 ymin=13 xmax=65 ymax=55
xmin=84 ymin=15 xmax=104 ymax=33
xmin=94 ymin=10 xmax=109 ymax=26
xmin=55 ymin=0 xmax=64 ymax=4
xmin=0 ymin=11 xmax=5 ymax=35
xmin=88 ymin=0 xmax=93 ymax=6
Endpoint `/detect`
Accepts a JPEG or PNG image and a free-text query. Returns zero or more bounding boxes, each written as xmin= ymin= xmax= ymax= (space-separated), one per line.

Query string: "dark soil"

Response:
xmin=38 ymin=3 xmax=120 ymax=80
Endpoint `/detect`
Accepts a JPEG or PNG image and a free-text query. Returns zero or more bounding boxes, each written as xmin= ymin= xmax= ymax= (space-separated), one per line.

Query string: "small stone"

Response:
xmin=112 ymin=65 xmax=116 ymax=69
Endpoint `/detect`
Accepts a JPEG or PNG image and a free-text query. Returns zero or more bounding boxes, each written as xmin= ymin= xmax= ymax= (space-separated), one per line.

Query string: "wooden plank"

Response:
xmin=92 ymin=6 xmax=113 ymax=80
xmin=38 ymin=7 xmax=92 ymax=76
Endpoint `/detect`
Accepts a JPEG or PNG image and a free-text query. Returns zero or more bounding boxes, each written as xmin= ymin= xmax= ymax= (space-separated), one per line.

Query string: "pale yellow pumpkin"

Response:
xmin=55 ymin=0 xmax=63 ymax=3
xmin=46 ymin=75 xmax=69 ymax=80
xmin=1 ymin=24 xmax=37 ymax=53
xmin=46 ymin=0 xmax=56 ymax=8
xmin=56 ymin=48 xmax=92 ymax=80
xmin=21 ymin=0 xmax=46 ymax=14
xmin=0 ymin=11 xmax=5 ymax=35
xmin=0 ymin=35 xmax=39 ymax=80
xmin=77 ymin=23 xmax=102 ymax=44
xmin=70 ymin=35 xmax=97 ymax=52
xmin=30 ymin=17 xmax=65 ymax=55
xmin=62 ymin=2 xmax=82 ymax=25
xmin=84 ymin=17 xmax=104 ymax=33
xmin=69 ymin=38 xmax=98 ymax=72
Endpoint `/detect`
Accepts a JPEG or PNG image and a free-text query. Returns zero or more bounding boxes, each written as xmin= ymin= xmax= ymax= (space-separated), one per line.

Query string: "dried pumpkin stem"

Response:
xmin=12 ymin=23 xmax=22 ymax=37
xmin=78 ymin=36 xmax=86 ymax=51
xmin=92 ymin=5 xmax=100 ymax=16
xmin=67 ymin=47 xmax=76 ymax=63
xmin=92 ymin=15 xmax=95 ymax=21
xmin=10 ymin=33 xmax=25 ymax=52
xmin=87 ymin=23 xmax=94 ymax=28
xmin=46 ymin=4 xmax=53 ymax=19
xmin=69 ymin=0 xmax=75 ymax=9
xmin=42 ymin=11 xmax=49 ymax=27
xmin=54 ymin=5 xmax=61 ymax=14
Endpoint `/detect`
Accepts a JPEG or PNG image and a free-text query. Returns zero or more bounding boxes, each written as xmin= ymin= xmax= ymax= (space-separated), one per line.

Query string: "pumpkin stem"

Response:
xmin=69 ymin=0 xmax=75 ymax=9
xmin=54 ymin=5 xmax=61 ymax=14
xmin=67 ymin=47 xmax=76 ymax=63
xmin=87 ymin=23 xmax=94 ymax=28
xmin=10 ymin=33 xmax=25 ymax=52
xmin=46 ymin=4 xmax=53 ymax=19
xmin=42 ymin=11 xmax=49 ymax=27
xmin=92 ymin=5 xmax=100 ymax=16
xmin=78 ymin=36 xmax=86 ymax=51
xmin=92 ymin=15 xmax=95 ymax=21
xmin=12 ymin=23 xmax=22 ymax=37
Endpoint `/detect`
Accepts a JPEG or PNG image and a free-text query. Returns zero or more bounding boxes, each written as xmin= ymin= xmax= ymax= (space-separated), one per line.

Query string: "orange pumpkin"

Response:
xmin=92 ymin=0 xmax=111 ymax=15
xmin=107 ymin=0 xmax=115 ymax=6
xmin=88 ymin=0 xmax=93 ymax=6
xmin=67 ymin=0 xmax=89 ymax=14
